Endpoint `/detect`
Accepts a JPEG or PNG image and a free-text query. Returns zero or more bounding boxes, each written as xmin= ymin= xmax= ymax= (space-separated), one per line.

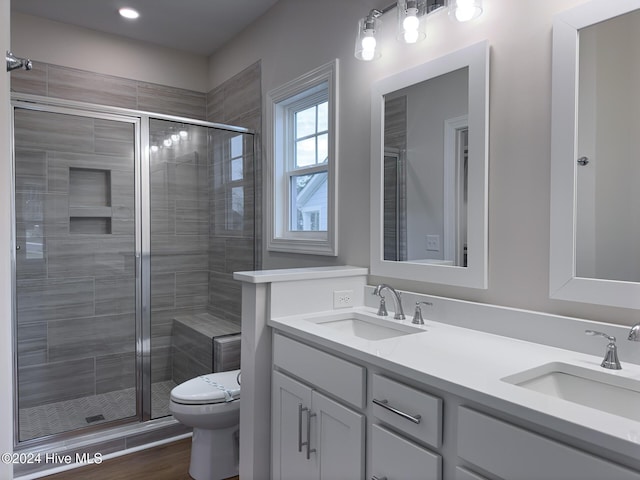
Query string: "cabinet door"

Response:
xmin=312 ymin=390 xmax=365 ymax=480
xmin=272 ymin=371 xmax=315 ymax=480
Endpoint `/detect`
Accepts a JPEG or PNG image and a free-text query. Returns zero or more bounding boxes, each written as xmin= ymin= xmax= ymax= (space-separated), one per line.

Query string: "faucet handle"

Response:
xmin=585 ymin=330 xmax=622 ymax=370
xmin=628 ymin=323 xmax=640 ymax=341
xmin=377 ymin=297 xmax=388 ymax=317
xmin=412 ymin=301 xmax=433 ymax=325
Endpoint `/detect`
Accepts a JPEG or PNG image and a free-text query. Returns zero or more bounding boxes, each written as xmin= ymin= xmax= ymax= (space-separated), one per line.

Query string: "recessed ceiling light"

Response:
xmin=119 ymin=7 xmax=140 ymax=20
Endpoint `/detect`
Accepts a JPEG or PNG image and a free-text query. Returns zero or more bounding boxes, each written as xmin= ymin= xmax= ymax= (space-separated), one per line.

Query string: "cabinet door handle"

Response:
xmin=306 ymin=410 xmax=317 ymax=460
xmin=372 ymin=476 xmax=388 ymax=480
xmin=298 ymin=403 xmax=306 ymax=452
xmin=372 ymin=398 xmax=422 ymax=424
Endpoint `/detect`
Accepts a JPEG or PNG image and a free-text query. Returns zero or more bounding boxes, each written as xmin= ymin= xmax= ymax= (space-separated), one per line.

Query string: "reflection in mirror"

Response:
xmin=550 ymin=0 xmax=640 ymax=309
xmin=383 ymin=68 xmax=469 ymax=266
xmin=370 ymin=41 xmax=488 ymax=288
xmin=575 ymin=10 xmax=640 ymax=282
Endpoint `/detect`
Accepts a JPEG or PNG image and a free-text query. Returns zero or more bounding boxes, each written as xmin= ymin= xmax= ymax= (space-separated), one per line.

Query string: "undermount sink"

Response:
xmin=502 ymin=362 xmax=640 ymax=422
xmin=308 ymin=312 xmax=425 ymax=341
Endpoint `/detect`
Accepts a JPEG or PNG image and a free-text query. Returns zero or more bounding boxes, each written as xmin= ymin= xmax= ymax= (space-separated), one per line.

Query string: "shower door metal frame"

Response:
xmin=10 ymin=93 xmax=255 ymax=448
xmin=10 ymin=99 xmax=144 ymax=446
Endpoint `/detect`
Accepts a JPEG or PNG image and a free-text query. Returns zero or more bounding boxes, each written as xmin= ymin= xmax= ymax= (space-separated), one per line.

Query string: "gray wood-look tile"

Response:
xmin=14 ymin=149 xmax=47 ymax=192
xmin=94 ymin=119 xmax=135 ymax=158
xmin=15 ymin=109 xmax=95 ymax=154
xmin=10 ymin=61 xmax=47 ymax=96
xmin=95 ymin=276 xmax=136 ymax=315
xmin=96 ymin=352 xmax=136 ymax=394
xmin=17 ymin=323 xmax=47 ymax=367
xmin=151 ymin=346 xmax=172 ymax=383
xmin=48 ymin=313 xmax=136 ymax=362
xmin=151 ymin=272 xmax=176 ymax=311
xmin=171 ymin=321 xmax=212 ymax=370
xmin=137 ymin=82 xmax=206 ymax=120
xmin=16 ymin=277 xmax=95 ymax=324
xmin=18 ymin=358 xmax=95 ymax=408
xmin=48 ymin=65 xmax=138 ymax=109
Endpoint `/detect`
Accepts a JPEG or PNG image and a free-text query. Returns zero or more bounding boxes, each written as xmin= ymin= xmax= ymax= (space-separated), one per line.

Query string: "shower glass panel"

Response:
xmin=149 ymin=119 xmax=254 ymax=419
xmin=13 ymin=106 xmax=139 ymax=441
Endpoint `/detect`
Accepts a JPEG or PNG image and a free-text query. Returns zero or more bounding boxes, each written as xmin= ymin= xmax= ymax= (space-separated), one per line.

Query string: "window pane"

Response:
xmin=296 ymin=106 xmax=316 ymax=138
xmin=295 ymin=137 xmax=316 ymax=167
xmin=231 ymin=135 xmax=243 ymax=158
xmin=317 ymin=102 xmax=328 ymax=132
xmin=231 ymin=158 xmax=243 ymax=181
xmin=317 ymin=133 xmax=328 ymax=164
xmin=290 ymin=171 xmax=328 ymax=232
xmin=228 ymin=186 xmax=244 ymax=230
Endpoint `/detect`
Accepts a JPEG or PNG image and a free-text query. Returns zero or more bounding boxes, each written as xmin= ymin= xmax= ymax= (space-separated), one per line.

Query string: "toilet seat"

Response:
xmin=171 ymin=370 xmax=241 ymax=405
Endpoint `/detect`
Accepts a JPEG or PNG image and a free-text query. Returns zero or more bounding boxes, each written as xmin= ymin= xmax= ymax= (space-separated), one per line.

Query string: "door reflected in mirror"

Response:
xmin=575 ymin=9 xmax=640 ymax=283
xmin=382 ymin=67 xmax=469 ymax=266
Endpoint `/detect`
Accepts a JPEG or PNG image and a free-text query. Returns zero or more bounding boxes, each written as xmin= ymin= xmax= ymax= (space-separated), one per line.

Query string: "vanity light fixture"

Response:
xmin=398 ymin=0 xmax=428 ymax=44
xmin=449 ymin=0 xmax=483 ymax=22
xmin=355 ymin=0 xmax=482 ymax=61
xmin=119 ymin=7 xmax=140 ymax=20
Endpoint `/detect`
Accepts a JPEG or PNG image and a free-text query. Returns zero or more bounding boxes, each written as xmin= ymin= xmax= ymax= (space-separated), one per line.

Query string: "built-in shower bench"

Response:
xmin=171 ymin=312 xmax=241 ymax=385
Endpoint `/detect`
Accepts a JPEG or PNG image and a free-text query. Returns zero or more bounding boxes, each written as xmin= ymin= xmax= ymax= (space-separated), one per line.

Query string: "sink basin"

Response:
xmin=308 ymin=312 xmax=424 ymax=341
xmin=502 ymin=362 xmax=640 ymax=421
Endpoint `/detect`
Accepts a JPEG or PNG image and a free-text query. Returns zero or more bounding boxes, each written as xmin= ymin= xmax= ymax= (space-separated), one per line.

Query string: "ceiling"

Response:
xmin=11 ymin=0 xmax=280 ymax=56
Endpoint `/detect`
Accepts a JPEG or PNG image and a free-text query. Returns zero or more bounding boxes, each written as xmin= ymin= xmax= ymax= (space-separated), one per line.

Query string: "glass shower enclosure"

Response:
xmin=12 ymin=97 xmax=255 ymax=445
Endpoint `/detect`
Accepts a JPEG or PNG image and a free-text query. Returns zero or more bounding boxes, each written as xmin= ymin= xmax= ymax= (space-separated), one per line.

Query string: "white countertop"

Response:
xmin=234 ymin=265 xmax=368 ymax=284
xmin=269 ymin=306 xmax=640 ymax=462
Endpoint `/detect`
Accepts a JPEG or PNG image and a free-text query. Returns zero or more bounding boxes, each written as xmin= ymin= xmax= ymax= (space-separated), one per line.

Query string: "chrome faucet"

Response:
xmin=372 ymin=284 xmax=405 ymax=320
xmin=585 ymin=330 xmax=621 ymax=370
xmin=412 ymin=301 xmax=433 ymax=325
xmin=628 ymin=323 xmax=640 ymax=342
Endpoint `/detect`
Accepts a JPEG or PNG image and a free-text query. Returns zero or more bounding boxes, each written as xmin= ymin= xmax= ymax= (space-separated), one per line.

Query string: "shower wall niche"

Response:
xmin=69 ymin=167 xmax=113 ymax=234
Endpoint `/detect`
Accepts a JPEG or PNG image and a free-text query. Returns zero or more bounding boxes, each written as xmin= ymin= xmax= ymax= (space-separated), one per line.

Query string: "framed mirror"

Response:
xmin=370 ymin=41 xmax=489 ymax=288
xmin=550 ymin=0 xmax=640 ymax=309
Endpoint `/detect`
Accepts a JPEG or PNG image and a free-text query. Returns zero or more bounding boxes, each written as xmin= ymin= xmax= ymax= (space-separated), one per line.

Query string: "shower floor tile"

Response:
xmin=19 ymin=381 xmax=177 ymax=442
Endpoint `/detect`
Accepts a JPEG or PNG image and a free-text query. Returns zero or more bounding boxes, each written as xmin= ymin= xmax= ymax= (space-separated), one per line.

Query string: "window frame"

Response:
xmin=266 ymin=60 xmax=339 ymax=256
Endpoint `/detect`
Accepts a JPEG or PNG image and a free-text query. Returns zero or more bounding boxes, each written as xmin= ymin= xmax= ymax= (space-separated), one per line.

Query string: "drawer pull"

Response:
xmin=372 ymin=477 xmax=388 ymax=480
xmin=373 ymin=398 xmax=422 ymax=424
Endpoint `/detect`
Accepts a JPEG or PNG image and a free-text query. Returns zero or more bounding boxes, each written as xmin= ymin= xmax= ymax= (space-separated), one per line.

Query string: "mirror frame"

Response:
xmin=370 ymin=41 xmax=489 ymax=288
xmin=550 ymin=0 xmax=640 ymax=309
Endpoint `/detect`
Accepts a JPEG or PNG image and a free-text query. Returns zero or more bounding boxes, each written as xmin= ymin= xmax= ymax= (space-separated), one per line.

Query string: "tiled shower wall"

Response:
xmin=11 ymin=61 xmax=261 ymax=406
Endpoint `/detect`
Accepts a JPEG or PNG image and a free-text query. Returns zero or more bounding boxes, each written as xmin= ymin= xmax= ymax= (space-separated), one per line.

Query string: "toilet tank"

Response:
xmin=214 ymin=333 xmax=241 ymax=372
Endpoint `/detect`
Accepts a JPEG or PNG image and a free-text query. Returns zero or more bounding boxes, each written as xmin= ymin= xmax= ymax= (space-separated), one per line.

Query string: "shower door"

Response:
xmin=12 ymin=104 xmax=141 ymax=442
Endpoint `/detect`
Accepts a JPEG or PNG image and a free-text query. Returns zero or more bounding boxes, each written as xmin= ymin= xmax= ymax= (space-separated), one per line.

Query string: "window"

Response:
xmin=266 ymin=60 xmax=338 ymax=255
xmin=226 ymin=133 xmax=246 ymax=231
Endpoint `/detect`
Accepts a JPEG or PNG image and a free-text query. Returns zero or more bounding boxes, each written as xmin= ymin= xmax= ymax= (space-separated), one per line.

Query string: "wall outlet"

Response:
xmin=426 ymin=235 xmax=441 ymax=252
xmin=333 ymin=290 xmax=354 ymax=308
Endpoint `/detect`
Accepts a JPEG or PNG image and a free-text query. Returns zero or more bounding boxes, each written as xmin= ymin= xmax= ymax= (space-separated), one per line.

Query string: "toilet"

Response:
xmin=170 ymin=369 xmax=241 ymax=480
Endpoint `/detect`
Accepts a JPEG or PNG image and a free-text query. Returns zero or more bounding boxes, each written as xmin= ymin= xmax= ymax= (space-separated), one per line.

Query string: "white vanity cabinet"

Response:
xmin=457 ymin=407 xmax=640 ymax=480
xmin=271 ymin=334 xmax=366 ymax=480
xmin=269 ymin=329 xmax=640 ymax=480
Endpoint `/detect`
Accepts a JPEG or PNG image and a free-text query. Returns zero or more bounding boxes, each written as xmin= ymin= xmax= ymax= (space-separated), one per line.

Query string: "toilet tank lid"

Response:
xmin=171 ymin=370 xmax=241 ymax=405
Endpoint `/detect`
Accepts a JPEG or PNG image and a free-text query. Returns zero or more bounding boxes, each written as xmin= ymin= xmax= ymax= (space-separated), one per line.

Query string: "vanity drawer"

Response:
xmin=272 ymin=333 xmax=366 ymax=408
xmin=371 ymin=374 xmax=442 ymax=448
xmin=457 ymin=407 xmax=640 ymax=480
xmin=371 ymin=424 xmax=441 ymax=480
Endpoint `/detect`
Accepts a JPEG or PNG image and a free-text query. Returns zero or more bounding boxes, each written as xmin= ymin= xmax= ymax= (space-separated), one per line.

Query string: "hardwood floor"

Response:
xmin=43 ymin=438 xmax=240 ymax=480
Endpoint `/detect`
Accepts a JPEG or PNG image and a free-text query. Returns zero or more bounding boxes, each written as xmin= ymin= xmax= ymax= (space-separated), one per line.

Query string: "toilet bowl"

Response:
xmin=170 ymin=369 xmax=241 ymax=480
